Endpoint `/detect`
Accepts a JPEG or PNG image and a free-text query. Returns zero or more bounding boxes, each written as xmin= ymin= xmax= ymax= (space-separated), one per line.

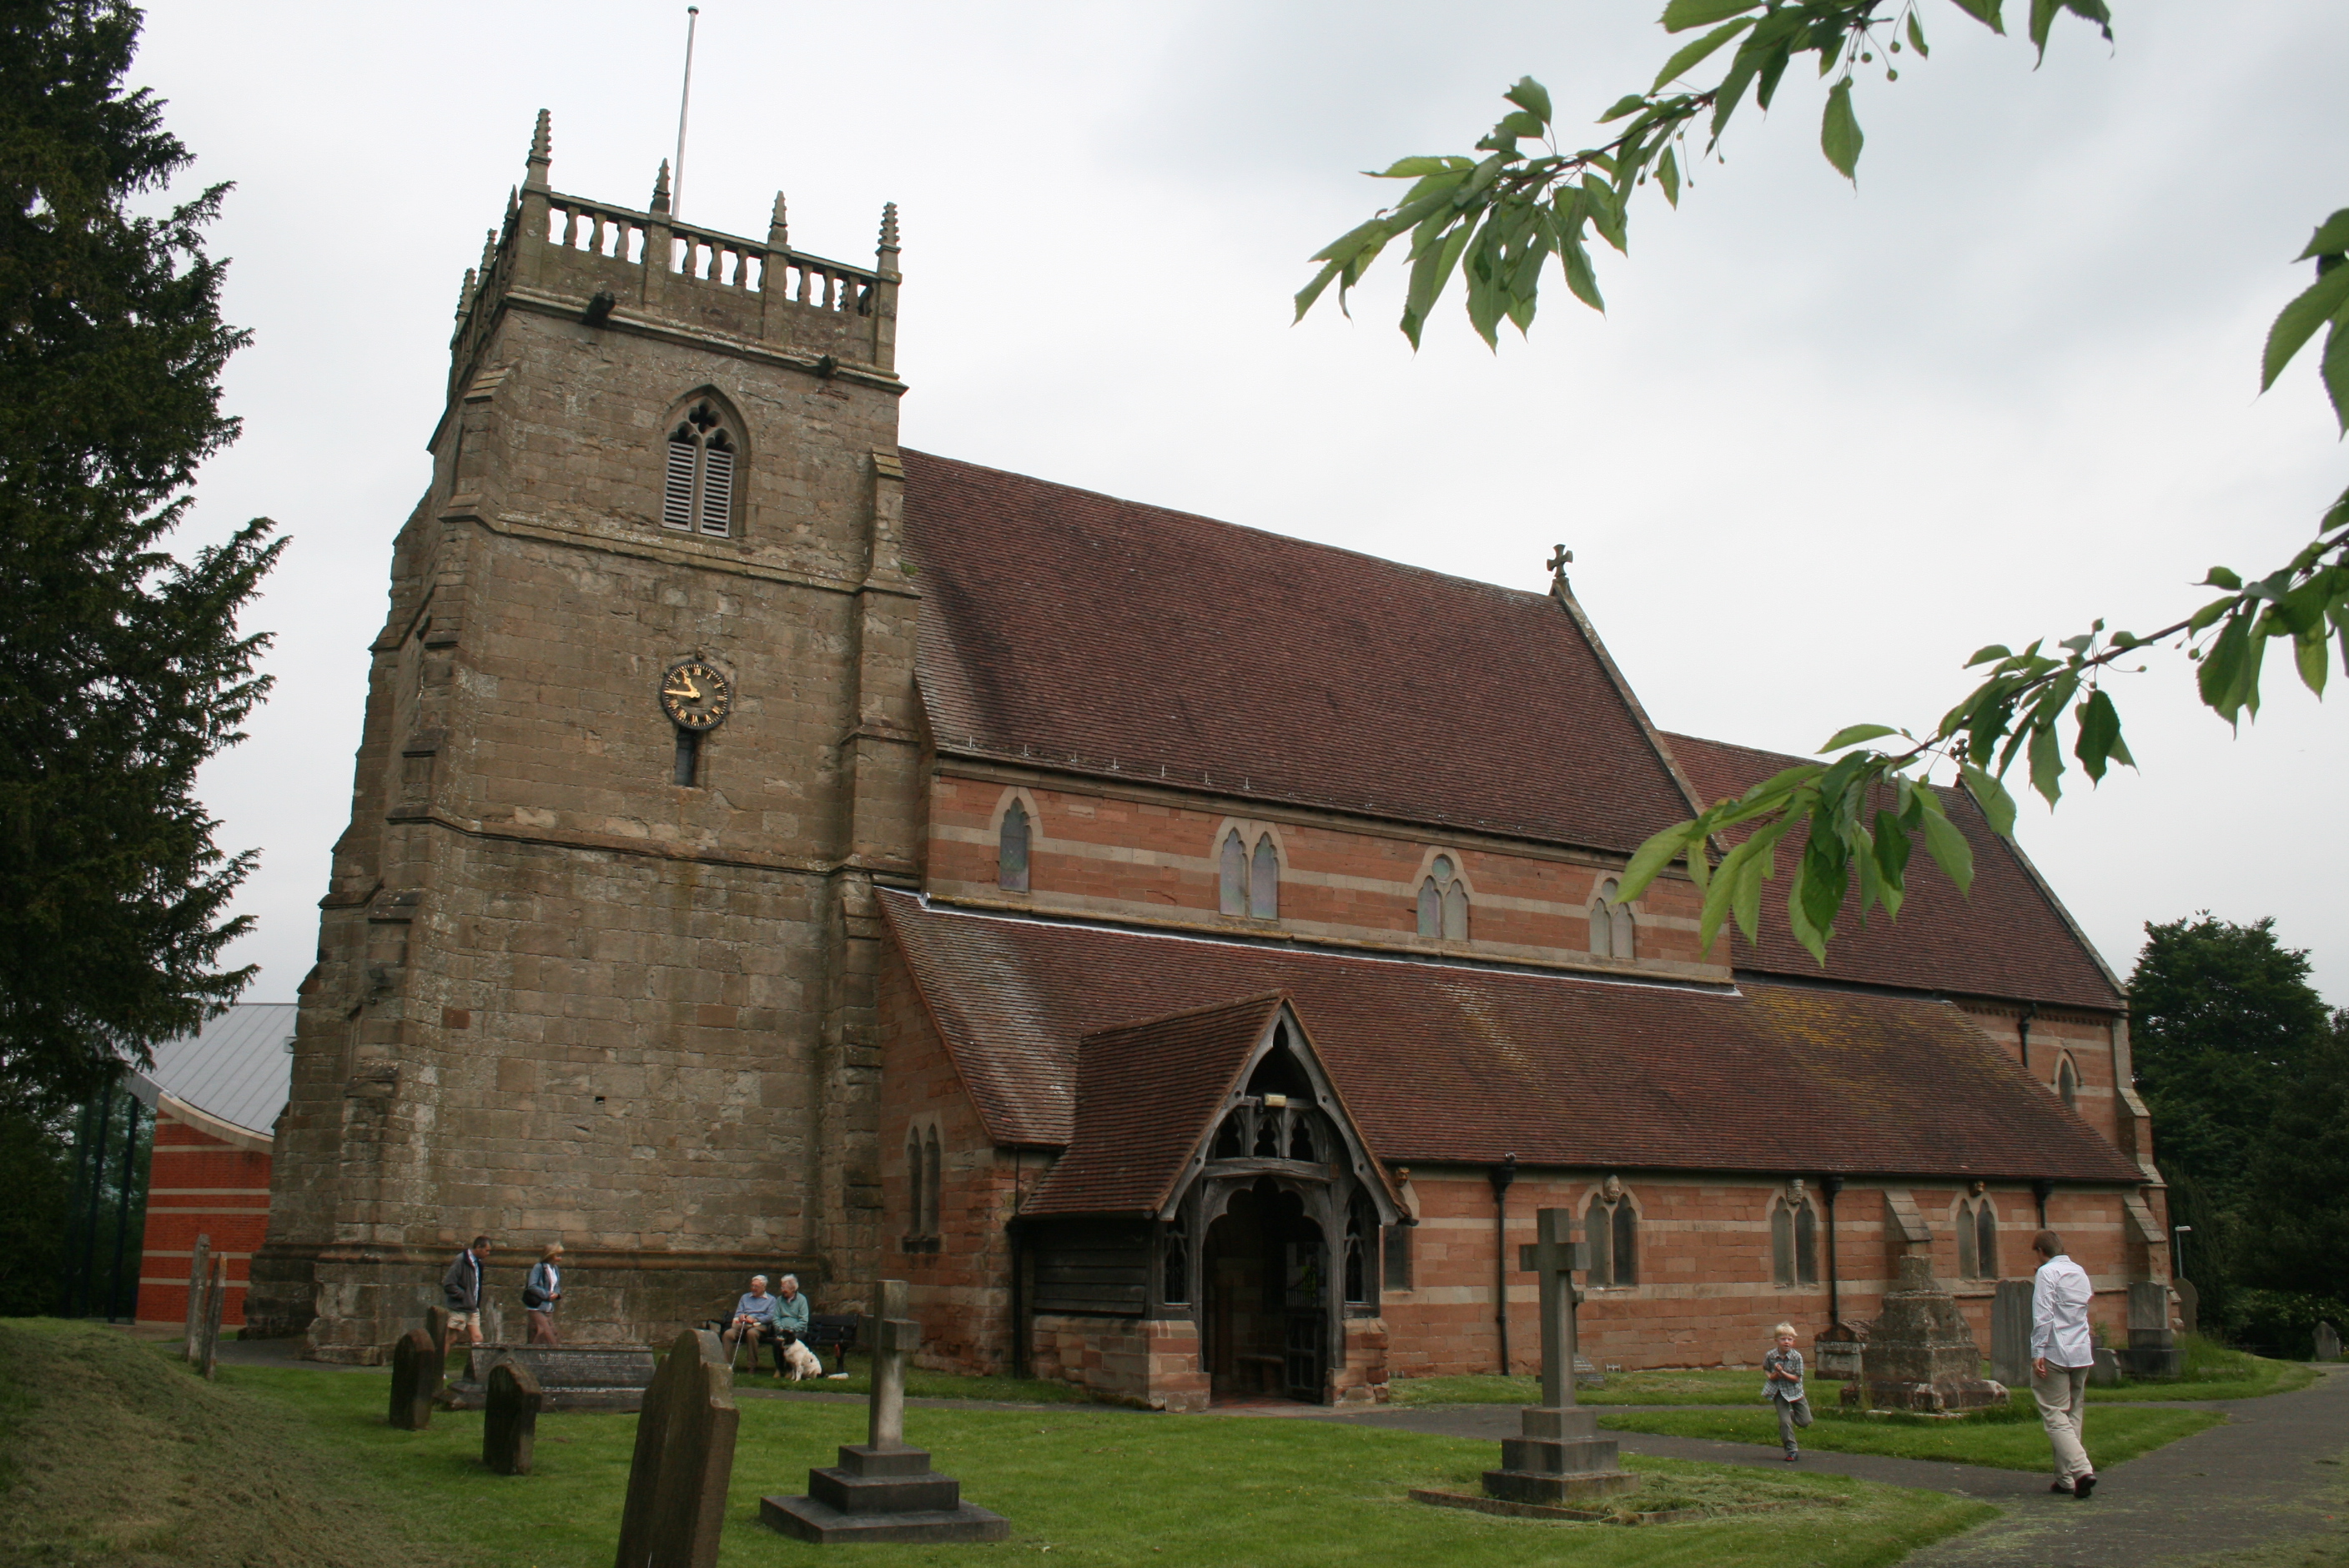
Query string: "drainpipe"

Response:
xmin=1487 ymin=1153 xmax=1517 ymax=1376
xmin=2032 ymin=1179 xmax=2054 ymax=1229
xmin=1820 ymin=1174 xmax=1845 ymax=1329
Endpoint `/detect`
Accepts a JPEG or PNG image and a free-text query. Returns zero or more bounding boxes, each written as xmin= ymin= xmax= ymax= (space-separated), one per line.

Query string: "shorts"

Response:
xmin=445 ymin=1309 xmax=481 ymax=1331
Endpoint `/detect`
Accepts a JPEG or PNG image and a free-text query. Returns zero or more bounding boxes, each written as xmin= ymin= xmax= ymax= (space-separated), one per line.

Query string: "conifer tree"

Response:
xmin=0 ymin=0 xmax=279 ymax=1108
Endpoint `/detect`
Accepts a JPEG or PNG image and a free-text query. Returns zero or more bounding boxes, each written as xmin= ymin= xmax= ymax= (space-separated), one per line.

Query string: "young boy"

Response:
xmin=1763 ymin=1323 xmax=1813 ymax=1460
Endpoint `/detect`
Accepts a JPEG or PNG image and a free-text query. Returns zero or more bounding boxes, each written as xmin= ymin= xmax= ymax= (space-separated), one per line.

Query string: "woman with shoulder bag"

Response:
xmin=525 ymin=1242 xmax=564 ymax=1344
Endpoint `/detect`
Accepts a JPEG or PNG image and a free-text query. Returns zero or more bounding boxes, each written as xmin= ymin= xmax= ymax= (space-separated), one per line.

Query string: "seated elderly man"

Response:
xmin=722 ymin=1275 xmax=786 ymax=1369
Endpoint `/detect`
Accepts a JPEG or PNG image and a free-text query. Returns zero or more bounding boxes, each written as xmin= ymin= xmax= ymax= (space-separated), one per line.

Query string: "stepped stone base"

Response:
xmin=1481 ymin=1405 xmax=1638 ymax=1507
xmin=761 ymin=1444 xmax=1010 ymax=1544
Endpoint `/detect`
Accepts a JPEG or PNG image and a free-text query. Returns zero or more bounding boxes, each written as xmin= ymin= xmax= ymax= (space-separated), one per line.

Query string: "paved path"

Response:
xmin=1903 ymin=1366 xmax=2347 ymax=1567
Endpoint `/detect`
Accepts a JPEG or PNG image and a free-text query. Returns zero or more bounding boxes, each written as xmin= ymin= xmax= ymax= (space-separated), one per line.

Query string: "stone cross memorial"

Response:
xmin=761 ymin=1280 xmax=1009 ymax=1544
xmin=182 ymin=1233 xmax=212 ymax=1364
xmin=196 ymin=1254 xmax=228 ymax=1381
xmin=484 ymin=1359 xmax=544 ymax=1476
xmin=615 ymin=1329 xmax=739 ymax=1568
xmin=1479 ymin=1209 xmax=1637 ymax=1507
xmin=389 ymin=1326 xmax=442 ymax=1430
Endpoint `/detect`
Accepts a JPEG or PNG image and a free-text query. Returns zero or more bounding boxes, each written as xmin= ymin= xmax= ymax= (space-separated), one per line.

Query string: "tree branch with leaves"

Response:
xmin=1298 ymin=0 xmax=2348 ymax=964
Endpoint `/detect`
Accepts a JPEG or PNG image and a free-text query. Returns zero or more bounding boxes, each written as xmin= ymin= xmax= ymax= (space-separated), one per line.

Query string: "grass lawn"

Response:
xmin=723 ymin=1359 xmax=1095 ymax=1404
xmin=1390 ymin=1368 xmax=1766 ymax=1406
xmin=3 ymin=1321 xmax=1994 ymax=1568
xmin=1593 ymin=1400 xmax=2223 ymax=1471
xmin=2090 ymin=1334 xmax=2319 ymax=1403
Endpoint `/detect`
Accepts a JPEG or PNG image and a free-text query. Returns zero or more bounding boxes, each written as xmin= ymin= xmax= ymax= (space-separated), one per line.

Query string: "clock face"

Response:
xmin=659 ymin=661 xmax=732 ymax=731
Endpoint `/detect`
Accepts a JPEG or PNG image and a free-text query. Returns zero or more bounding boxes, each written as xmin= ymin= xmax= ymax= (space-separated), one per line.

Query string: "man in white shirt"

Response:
xmin=2030 ymin=1229 xmax=2099 ymax=1498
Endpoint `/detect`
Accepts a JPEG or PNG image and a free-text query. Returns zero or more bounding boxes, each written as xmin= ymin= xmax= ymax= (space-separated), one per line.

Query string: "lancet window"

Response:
xmin=1956 ymin=1194 xmax=1999 ymax=1279
xmin=1585 ymin=1184 xmax=1639 ymax=1286
xmin=1218 ymin=828 xmax=1280 ymax=920
xmin=998 ymin=800 xmax=1031 ymax=892
xmin=2055 ymin=1054 xmax=2080 ymax=1110
xmin=1416 ymin=855 xmax=1470 ymax=941
xmin=1771 ymin=1193 xmax=1820 ymax=1287
xmin=1589 ymin=877 xmax=1636 ymax=960
xmin=1343 ymin=1206 xmax=1371 ymax=1305
xmin=662 ymin=400 xmax=738 ymax=537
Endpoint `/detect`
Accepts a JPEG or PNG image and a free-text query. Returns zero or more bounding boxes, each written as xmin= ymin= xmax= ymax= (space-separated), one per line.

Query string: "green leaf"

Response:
xmin=1503 ymin=77 xmax=1553 ymax=126
xmin=2072 ymin=688 xmax=2123 ymax=782
xmin=1401 ymin=215 xmax=1477 ymax=349
xmin=1373 ymin=156 xmax=1463 ymax=180
xmin=1708 ymin=39 xmax=1765 ymax=143
xmin=1915 ymin=802 xmax=1975 ymax=894
xmin=1964 ymin=643 xmax=2013 ymax=667
xmin=2323 ymin=314 xmax=2349 ymax=434
xmin=1659 ymin=0 xmax=1761 ymax=33
xmin=1820 ymin=78 xmax=1863 ymax=181
xmin=2026 ymin=719 xmax=2064 ymax=806
xmin=1652 ymin=16 xmax=1756 ymax=89
xmin=1958 ymin=764 xmax=2018 ymax=836
xmin=1658 ymin=144 xmax=1681 ymax=209
xmin=2296 ymin=209 xmax=2349 ymax=263
xmin=2260 ymin=262 xmax=2349 ymax=392
xmin=2203 ymin=565 xmax=2244 ymax=591
xmin=2293 ymin=626 xmax=2330 ymax=698
xmin=1818 ymin=722 xmax=1897 ymax=752
xmin=1945 ymin=0 xmax=2005 ymax=33
xmin=1618 ymin=822 xmax=1698 ymax=902
xmin=1599 ymin=93 xmax=1652 ymax=123
xmin=1906 ymin=11 xmax=1931 ymax=55
xmin=1558 ymin=230 xmax=1605 ymax=312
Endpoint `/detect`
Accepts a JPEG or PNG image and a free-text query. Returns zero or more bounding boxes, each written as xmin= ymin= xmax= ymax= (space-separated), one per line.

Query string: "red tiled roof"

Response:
xmin=899 ymin=450 xmax=1698 ymax=854
xmin=1664 ymin=734 xmax=2125 ymax=1012
xmin=881 ymin=892 xmax=2143 ymax=1184
xmin=1022 ymin=995 xmax=1283 ymax=1219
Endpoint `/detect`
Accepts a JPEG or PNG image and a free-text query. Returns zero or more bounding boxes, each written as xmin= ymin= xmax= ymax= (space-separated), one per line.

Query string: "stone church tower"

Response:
xmin=247 ymin=115 xmax=922 ymax=1356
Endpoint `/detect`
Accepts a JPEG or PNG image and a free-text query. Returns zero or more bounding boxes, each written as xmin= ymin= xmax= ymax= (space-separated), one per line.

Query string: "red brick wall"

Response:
xmin=136 ymin=1114 xmax=273 ymax=1329
xmin=927 ymin=772 xmax=1723 ymax=981
xmin=1381 ymin=1168 xmax=2145 ymax=1375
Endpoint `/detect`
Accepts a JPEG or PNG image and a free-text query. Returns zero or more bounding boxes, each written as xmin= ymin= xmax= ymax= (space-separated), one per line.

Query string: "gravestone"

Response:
xmin=760 ymin=1280 xmax=1010 ymax=1543
xmin=1476 ymin=1207 xmax=1639 ymax=1506
xmin=2120 ymin=1280 xmax=2184 ymax=1379
xmin=484 ymin=1359 xmax=543 ymax=1475
xmin=390 ymin=1327 xmax=442 ymax=1430
xmin=615 ymin=1329 xmax=739 ymax=1568
xmin=2090 ymin=1346 xmax=2122 ymax=1387
xmin=426 ymin=1304 xmax=453 ymax=1362
xmin=1989 ymin=1279 xmax=2034 ymax=1388
xmin=443 ymin=1344 xmax=659 ymax=1411
xmin=182 ymin=1233 xmax=213 ymax=1364
xmin=2175 ymin=1277 xmax=2200 ymax=1335
xmin=196 ymin=1254 xmax=228 ymax=1381
xmin=1812 ymin=1321 xmax=1867 ymax=1381
xmin=1849 ymin=1256 xmax=2006 ymax=1412
xmin=2315 ymin=1321 xmax=2341 ymax=1363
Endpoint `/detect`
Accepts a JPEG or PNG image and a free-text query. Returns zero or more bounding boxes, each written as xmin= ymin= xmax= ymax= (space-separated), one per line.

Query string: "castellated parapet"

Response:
xmin=245 ymin=112 xmax=922 ymax=1359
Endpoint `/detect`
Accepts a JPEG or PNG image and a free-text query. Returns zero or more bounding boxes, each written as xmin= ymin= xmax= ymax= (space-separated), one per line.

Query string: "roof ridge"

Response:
xmin=1080 ymin=991 xmax=1288 ymax=1043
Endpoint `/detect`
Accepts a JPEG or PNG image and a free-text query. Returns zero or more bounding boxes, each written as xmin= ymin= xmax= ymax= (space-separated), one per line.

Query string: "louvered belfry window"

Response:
xmin=661 ymin=401 xmax=737 ymax=537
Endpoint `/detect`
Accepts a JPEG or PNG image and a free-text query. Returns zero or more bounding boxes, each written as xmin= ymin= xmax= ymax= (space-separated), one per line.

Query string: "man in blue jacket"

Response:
xmin=722 ymin=1274 xmax=782 ymax=1369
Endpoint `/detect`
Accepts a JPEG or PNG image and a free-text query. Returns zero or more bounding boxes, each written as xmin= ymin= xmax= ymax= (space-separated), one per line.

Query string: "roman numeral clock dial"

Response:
xmin=659 ymin=661 xmax=732 ymax=731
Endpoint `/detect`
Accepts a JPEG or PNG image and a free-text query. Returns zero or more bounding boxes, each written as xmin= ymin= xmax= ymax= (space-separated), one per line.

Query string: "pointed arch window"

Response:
xmin=998 ymin=800 xmax=1031 ymax=892
xmin=2055 ymin=1055 xmax=2080 ymax=1110
xmin=1416 ymin=855 xmax=1470 ymax=941
xmin=1250 ymin=837 xmax=1280 ymax=919
xmin=905 ymin=1128 xmax=927 ymax=1237
xmin=1957 ymin=1194 xmax=2000 ymax=1279
xmin=1220 ymin=828 xmax=1280 ymax=919
xmin=1771 ymin=1194 xmax=1820 ymax=1287
xmin=1589 ymin=877 xmax=1636 ymax=961
xmin=1219 ymin=831 xmax=1247 ymax=916
xmin=662 ymin=400 xmax=739 ymax=537
xmin=1586 ymin=1185 xmax=1639 ymax=1286
xmin=1343 ymin=1209 xmax=1370 ymax=1305
xmin=923 ymin=1127 xmax=943 ymax=1239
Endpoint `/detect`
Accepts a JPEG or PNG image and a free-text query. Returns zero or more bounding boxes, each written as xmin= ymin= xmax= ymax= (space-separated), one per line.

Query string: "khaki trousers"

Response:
xmin=2033 ymin=1362 xmax=2094 ymax=1485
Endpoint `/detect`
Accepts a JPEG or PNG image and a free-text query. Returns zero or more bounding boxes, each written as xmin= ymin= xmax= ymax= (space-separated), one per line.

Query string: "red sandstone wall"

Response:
xmin=136 ymin=1114 xmax=273 ymax=1329
xmin=925 ymin=772 xmax=1721 ymax=981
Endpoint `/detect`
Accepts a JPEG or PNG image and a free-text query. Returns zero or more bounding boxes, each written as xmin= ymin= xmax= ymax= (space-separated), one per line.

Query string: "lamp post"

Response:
xmin=2170 ymin=1224 xmax=2191 ymax=1282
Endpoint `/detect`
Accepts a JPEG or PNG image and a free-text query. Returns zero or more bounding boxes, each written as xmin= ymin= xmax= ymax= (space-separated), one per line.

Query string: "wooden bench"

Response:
xmin=805 ymin=1313 xmax=859 ymax=1376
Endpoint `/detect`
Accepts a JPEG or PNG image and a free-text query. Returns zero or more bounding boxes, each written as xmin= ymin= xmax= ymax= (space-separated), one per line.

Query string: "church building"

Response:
xmin=249 ymin=119 xmax=2165 ymax=1406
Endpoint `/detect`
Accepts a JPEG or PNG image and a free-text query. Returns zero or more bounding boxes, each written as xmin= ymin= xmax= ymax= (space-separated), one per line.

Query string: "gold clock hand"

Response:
xmin=663 ymin=674 xmax=702 ymax=701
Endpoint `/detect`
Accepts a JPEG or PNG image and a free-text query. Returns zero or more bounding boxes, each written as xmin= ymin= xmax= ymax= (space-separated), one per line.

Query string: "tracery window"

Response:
xmin=662 ymin=400 xmax=738 ymax=537
xmin=1585 ymin=1184 xmax=1639 ymax=1286
xmin=1589 ymin=877 xmax=1636 ymax=961
xmin=1771 ymin=1193 xmax=1820 ymax=1287
xmin=1416 ymin=855 xmax=1470 ymax=941
xmin=998 ymin=800 xmax=1031 ymax=892
xmin=1957 ymin=1194 xmax=2000 ymax=1279
xmin=1219 ymin=828 xmax=1281 ymax=919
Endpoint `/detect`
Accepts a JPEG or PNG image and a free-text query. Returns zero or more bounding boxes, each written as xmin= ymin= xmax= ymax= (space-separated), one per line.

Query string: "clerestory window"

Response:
xmin=662 ymin=400 xmax=738 ymax=537
xmin=1416 ymin=855 xmax=1470 ymax=942
xmin=998 ymin=800 xmax=1031 ymax=892
xmin=1957 ymin=1195 xmax=2000 ymax=1280
xmin=2055 ymin=1054 xmax=2080 ymax=1110
xmin=1771 ymin=1195 xmax=1820 ymax=1287
xmin=1585 ymin=1187 xmax=1639 ymax=1286
xmin=1589 ymin=877 xmax=1636 ymax=961
xmin=1219 ymin=828 xmax=1280 ymax=919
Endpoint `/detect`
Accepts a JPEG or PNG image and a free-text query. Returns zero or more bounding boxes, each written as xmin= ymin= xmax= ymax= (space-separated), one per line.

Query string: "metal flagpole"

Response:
xmin=672 ymin=6 xmax=701 ymax=220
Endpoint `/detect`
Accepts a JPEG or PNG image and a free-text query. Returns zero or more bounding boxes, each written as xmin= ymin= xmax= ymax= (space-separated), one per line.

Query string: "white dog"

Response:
xmin=779 ymin=1339 xmax=823 ymax=1381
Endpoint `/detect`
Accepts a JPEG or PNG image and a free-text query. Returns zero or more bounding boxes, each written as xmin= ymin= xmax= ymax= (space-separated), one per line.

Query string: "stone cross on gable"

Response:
xmin=1518 ymin=1206 xmax=1588 ymax=1410
xmin=861 ymin=1278 xmax=922 ymax=1450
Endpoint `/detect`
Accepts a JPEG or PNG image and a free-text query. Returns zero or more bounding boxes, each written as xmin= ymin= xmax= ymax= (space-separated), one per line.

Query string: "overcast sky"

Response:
xmin=133 ymin=0 xmax=2348 ymax=1007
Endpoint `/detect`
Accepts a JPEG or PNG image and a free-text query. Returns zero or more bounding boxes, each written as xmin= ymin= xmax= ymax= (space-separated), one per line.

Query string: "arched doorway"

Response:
xmin=1203 ymin=1177 xmax=1328 ymax=1402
